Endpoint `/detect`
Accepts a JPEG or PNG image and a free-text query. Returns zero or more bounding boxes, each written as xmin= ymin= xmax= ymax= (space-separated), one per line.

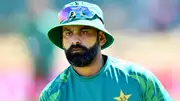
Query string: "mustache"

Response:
xmin=67 ymin=44 xmax=88 ymax=52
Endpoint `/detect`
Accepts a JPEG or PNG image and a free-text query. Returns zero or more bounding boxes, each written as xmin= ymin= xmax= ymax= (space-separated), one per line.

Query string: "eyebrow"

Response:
xmin=80 ymin=26 xmax=93 ymax=30
xmin=63 ymin=26 xmax=93 ymax=32
xmin=63 ymin=28 xmax=71 ymax=32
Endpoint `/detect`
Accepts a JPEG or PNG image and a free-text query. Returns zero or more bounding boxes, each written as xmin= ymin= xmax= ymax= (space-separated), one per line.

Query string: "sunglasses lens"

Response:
xmin=58 ymin=7 xmax=72 ymax=21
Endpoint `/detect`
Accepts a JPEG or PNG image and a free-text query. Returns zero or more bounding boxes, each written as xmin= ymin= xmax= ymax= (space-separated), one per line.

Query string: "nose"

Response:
xmin=71 ymin=35 xmax=82 ymax=45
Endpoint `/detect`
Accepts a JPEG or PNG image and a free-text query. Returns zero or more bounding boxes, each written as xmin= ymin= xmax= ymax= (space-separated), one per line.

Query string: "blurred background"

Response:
xmin=0 ymin=0 xmax=180 ymax=100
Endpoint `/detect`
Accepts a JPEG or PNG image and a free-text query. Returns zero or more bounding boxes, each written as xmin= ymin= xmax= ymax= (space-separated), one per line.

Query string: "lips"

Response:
xmin=71 ymin=48 xmax=84 ymax=52
xmin=68 ymin=45 xmax=87 ymax=53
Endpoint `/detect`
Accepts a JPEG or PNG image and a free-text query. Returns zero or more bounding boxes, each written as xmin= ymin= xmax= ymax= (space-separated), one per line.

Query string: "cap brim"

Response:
xmin=48 ymin=19 xmax=114 ymax=50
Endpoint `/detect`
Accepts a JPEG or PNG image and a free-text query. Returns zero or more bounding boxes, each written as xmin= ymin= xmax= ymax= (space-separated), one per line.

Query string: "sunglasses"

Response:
xmin=58 ymin=6 xmax=104 ymax=24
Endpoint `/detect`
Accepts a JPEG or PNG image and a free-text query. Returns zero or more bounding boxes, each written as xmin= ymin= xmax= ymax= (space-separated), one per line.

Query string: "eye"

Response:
xmin=63 ymin=31 xmax=73 ymax=37
xmin=81 ymin=30 xmax=88 ymax=36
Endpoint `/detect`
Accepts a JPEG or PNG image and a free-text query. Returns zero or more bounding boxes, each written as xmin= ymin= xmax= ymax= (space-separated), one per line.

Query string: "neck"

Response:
xmin=72 ymin=53 xmax=104 ymax=77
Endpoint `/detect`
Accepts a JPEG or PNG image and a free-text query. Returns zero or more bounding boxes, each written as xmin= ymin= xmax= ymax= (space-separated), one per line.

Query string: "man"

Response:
xmin=39 ymin=1 xmax=172 ymax=101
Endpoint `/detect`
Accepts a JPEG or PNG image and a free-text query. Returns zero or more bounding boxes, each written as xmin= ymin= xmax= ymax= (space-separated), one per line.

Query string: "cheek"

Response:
xmin=62 ymin=39 xmax=71 ymax=49
xmin=83 ymin=37 xmax=97 ymax=47
xmin=87 ymin=38 xmax=96 ymax=44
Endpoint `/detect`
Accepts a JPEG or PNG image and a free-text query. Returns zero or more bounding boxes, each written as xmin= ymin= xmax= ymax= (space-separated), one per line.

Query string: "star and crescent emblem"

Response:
xmin=114 ymin=90 xmax=132 ymax=101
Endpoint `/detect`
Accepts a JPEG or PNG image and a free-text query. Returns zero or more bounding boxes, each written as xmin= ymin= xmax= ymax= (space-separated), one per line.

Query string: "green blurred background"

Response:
xmin=0 ymin=0 xmax=180 ymax=100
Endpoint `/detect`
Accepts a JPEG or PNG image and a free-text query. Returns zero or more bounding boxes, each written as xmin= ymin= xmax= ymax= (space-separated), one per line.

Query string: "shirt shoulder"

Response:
xmin=108 ymin=56 xmax=172 ymax=101
xmin=108 ymin=56 xmax=155 ymax=79
xmin=39 ymin=67 xmax=71 ymax=101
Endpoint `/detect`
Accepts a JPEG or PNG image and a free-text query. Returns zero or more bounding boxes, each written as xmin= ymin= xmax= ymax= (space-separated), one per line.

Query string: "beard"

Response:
xmin=64 ymin=41 xmax=99 ymax=67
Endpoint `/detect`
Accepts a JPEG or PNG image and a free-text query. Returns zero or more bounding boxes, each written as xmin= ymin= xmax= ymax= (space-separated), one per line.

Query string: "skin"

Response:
xmin=62 ymin=25 xmax=107 ymax=77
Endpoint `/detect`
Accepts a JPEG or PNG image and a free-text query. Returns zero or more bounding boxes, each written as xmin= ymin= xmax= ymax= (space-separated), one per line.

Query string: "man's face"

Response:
xmin=62 ymin=25 xmax=100 ymax=67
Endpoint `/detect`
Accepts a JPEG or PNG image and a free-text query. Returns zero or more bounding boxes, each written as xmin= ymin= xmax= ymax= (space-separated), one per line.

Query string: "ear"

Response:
xmin=98 ymin=31 xmax=106 ymax=46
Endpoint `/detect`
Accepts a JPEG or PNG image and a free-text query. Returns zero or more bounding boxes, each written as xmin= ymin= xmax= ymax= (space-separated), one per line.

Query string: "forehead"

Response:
xmin=62 ymin=25 xmax=96 ymax=30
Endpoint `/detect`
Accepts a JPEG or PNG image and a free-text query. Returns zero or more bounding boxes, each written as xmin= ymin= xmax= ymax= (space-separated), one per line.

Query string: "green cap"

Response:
xmin=48 ymin=1 xmax=114 ymax=49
